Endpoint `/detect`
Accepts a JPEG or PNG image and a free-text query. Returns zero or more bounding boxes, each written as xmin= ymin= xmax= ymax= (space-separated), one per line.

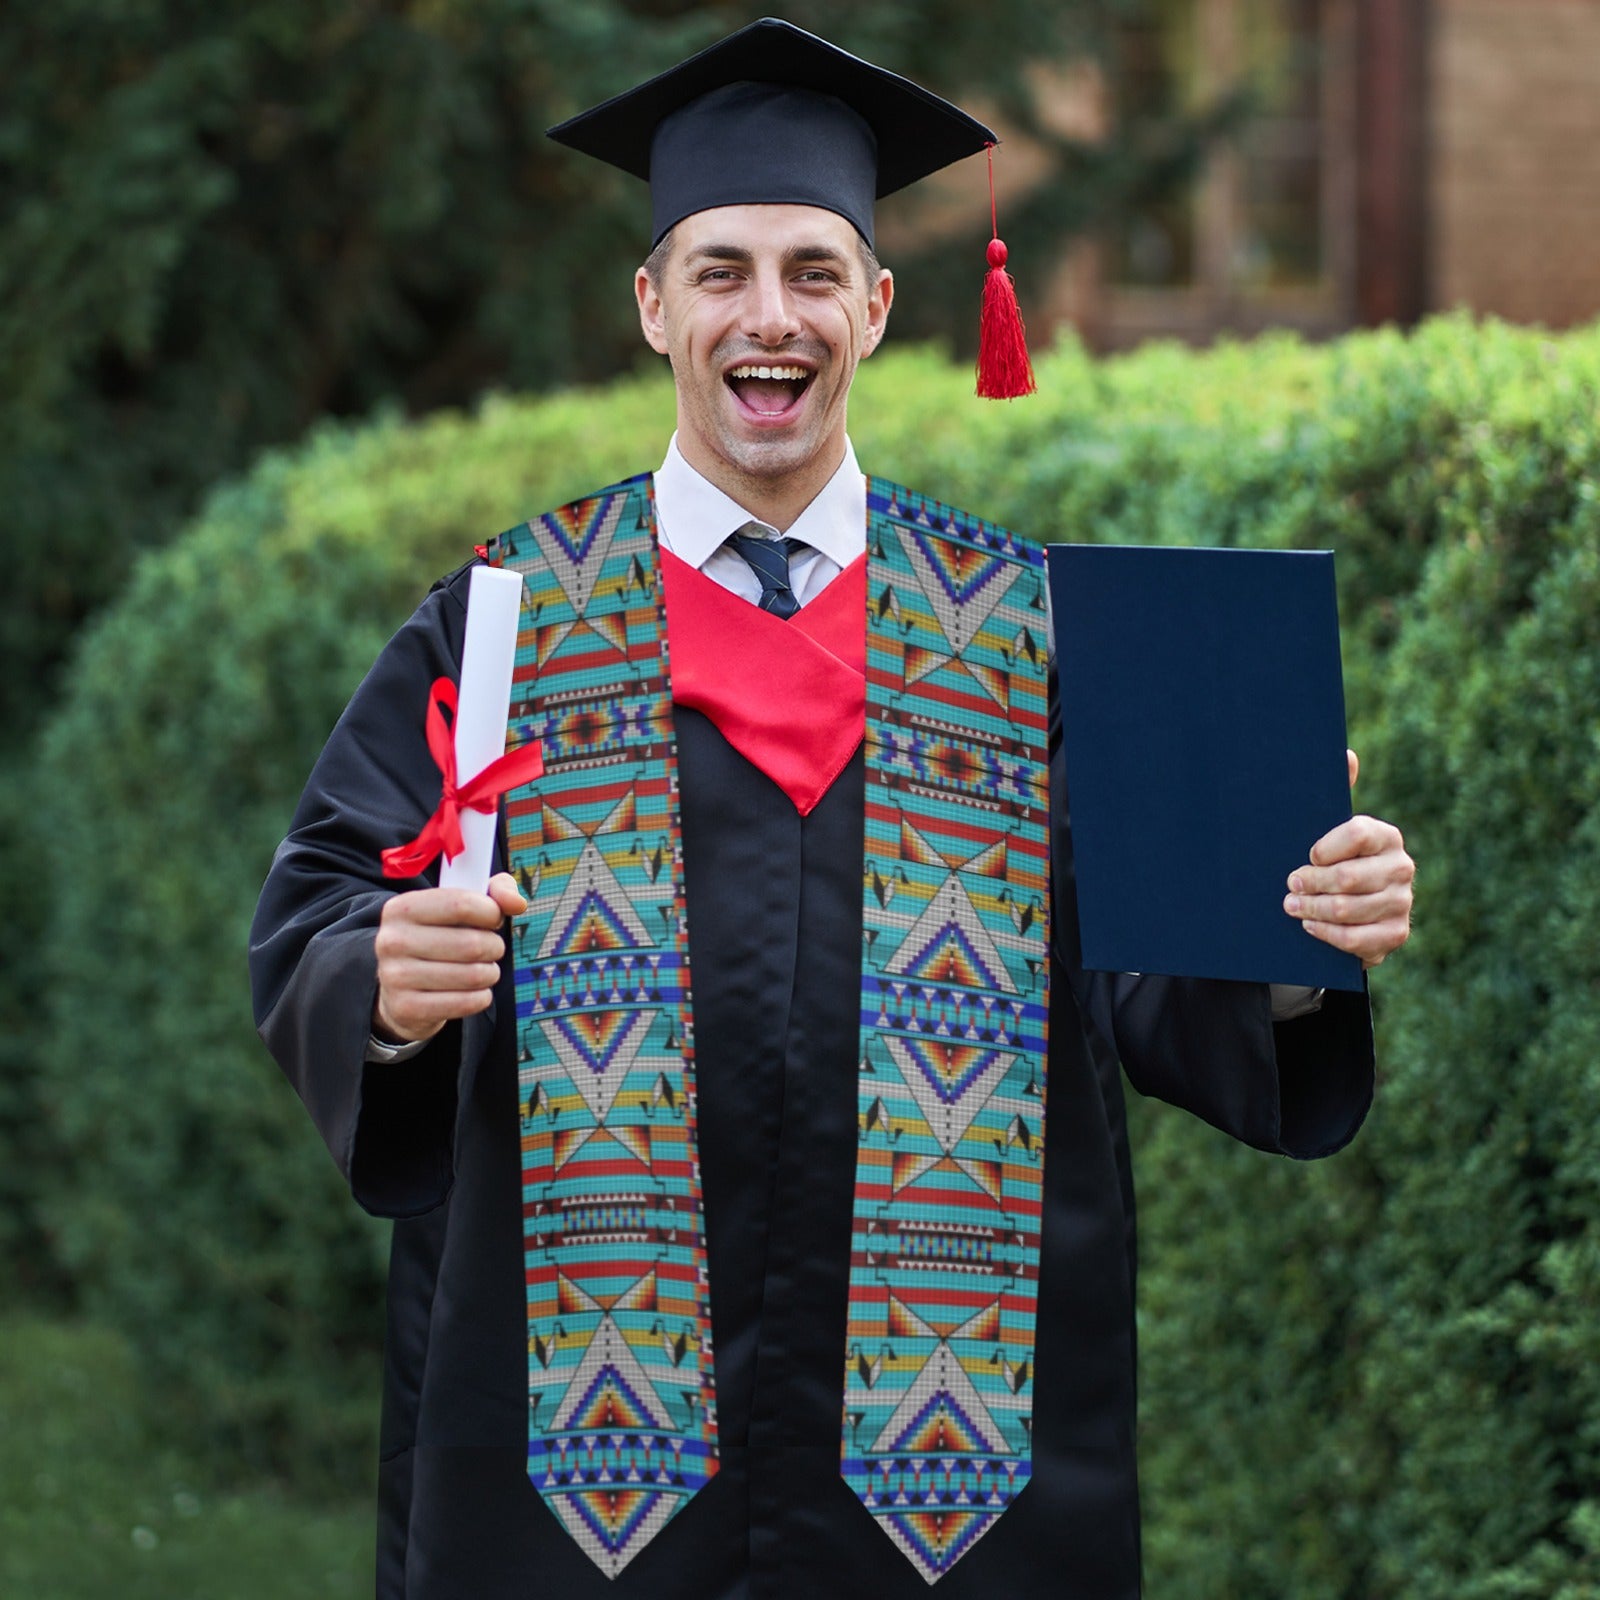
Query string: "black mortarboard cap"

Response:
xmin=547 ymin=17 xmax=998 ymax=249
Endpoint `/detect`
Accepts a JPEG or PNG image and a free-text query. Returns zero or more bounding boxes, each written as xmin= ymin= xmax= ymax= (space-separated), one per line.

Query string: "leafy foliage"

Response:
xmin=33 ymin=317 xmax=1600 ymax=1600
xmin=34 ymin=376 xmax=673 ymax=1479
xmin=0 ymin=1315 xmax=369 ymax=1596
xmin=0 ymin=0 xmax=1165 ymax=744
xmin=1110 ymin=322 xmax=1600 ymax=1600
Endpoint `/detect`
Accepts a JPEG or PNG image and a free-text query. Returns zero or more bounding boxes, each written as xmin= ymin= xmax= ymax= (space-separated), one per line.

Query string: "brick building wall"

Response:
xmin=1430 ymin=0 xmax=1600 ymax=327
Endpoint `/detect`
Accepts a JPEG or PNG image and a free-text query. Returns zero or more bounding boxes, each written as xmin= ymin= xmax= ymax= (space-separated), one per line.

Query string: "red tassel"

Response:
xmin=976 ymin=146 xmax=1035 ymax=400
xmin=978 ymin=239 xmax=1036 ymax=399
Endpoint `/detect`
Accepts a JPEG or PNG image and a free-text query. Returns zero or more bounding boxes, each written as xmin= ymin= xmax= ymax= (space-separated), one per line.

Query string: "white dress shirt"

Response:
xmin=653 ymin=432 xmax=866 ymax=602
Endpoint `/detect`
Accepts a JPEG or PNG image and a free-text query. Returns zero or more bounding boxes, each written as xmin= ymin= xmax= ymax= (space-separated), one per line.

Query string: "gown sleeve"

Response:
xmin=1046 ymin=676 xmax=1375 ymax=1160
xmin=249 ymin=563 xmax=499 ymax=1216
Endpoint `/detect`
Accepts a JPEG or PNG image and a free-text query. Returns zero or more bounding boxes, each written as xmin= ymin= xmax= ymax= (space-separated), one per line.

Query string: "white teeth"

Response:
xmin=728 ymin=364 xmax=808 ymax=381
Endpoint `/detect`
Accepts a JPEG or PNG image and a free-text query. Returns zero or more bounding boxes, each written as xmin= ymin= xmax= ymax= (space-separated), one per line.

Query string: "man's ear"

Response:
xmin=636 ymin=267 xmax=670 ymax=355
xmin=861 ymin=268 xmax=894 ymax=358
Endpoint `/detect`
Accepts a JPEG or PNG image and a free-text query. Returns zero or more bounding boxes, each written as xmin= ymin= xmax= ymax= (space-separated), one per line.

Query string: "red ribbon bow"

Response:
xmin=381 ymin=677 xmax=544 ymax=879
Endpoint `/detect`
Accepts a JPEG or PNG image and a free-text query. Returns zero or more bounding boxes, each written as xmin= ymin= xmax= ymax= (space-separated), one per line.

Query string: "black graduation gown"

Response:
xmin=250 ymin=558 xmax=1374 ymax=1600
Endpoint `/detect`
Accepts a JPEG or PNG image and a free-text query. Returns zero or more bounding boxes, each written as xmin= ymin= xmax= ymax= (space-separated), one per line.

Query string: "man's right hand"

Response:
xmin=372 ymin=872 xmax=528 ymax=1045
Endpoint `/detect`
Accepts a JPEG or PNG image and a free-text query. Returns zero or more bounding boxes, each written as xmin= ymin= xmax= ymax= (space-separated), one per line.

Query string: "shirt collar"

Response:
xmin=654 ymin=434 xmax=867 ymax=570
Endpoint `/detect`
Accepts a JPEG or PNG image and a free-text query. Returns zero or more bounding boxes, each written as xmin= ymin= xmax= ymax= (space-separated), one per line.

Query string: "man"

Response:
xmin=250 ymin=20 xmax=1413 ymax=1600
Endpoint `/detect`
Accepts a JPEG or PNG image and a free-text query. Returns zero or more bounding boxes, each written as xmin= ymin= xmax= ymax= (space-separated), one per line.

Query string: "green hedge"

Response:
xmin=1124 ymin=324 xmax=1600 ymax=1600
xmin=34 ymin=380 xmax=676 ymax=1478
xmin=35 ymin=317 xmax=1600 ymax=1599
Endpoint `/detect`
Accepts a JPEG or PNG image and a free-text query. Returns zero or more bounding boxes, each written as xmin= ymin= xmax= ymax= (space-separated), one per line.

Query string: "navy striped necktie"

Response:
xmin=726 ymin=525 xmax=807 ymax=619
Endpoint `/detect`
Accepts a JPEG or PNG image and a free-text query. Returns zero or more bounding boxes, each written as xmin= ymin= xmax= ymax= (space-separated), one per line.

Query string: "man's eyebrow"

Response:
xmin=782 ymin=243 xmax=852 ymax=271
xmin=683 ymin=243 xmax=755 ymax=267
xmin=681 ymin=242 xmax=855 ymax=271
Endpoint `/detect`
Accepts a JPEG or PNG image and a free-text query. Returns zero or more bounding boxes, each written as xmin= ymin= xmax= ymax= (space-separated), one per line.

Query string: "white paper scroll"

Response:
xmin=439 ymin=564 xmax=526 ymax=893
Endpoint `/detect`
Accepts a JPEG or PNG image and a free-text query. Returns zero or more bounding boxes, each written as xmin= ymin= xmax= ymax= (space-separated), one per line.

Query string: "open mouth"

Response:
xmin=725 ymin=363 xmax=813 ymax=418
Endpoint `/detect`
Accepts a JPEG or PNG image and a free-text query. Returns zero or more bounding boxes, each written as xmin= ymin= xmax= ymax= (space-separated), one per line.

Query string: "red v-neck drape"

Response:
xmin=662 ymin=549 xmax=867 ymax=815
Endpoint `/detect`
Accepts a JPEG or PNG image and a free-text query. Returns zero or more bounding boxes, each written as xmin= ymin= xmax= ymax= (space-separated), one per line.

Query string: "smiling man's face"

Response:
xmin=635 ymin=204 xmax=893 ymax=527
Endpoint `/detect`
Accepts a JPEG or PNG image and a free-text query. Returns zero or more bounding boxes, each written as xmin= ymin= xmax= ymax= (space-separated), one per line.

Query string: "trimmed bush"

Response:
xmin=1122 ymin=323 xmax=1600 ymax=1600
xmin=35 ymin=379 xmax=674 ymax=1479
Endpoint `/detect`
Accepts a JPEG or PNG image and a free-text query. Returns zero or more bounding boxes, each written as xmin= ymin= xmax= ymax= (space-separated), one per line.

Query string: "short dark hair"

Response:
xmin=642 ymin=227 xmax=676 ymax=291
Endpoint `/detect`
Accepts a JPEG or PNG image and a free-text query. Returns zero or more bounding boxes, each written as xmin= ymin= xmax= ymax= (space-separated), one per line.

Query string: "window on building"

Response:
xmin=1099 ymin=0 xmax=1356 ymax=344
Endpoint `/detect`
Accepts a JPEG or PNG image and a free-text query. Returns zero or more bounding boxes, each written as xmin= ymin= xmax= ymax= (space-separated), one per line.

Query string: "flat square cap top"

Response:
xmin=546 ymin=17 xmax=997 ymax=246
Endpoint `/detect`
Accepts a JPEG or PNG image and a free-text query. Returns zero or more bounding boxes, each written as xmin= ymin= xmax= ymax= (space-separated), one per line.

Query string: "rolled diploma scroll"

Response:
xmin=438 ymin=565 xmax=527 ymax=892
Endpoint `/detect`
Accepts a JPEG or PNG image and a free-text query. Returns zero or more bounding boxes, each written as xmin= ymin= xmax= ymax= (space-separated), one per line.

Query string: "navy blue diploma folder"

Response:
xmin=1047 ymin=544 xmax=1364 ymax=992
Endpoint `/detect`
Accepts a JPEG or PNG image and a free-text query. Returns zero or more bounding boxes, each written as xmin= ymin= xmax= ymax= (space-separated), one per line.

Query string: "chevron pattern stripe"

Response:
xmin=846 ymin=480 xmax=1050 ymax=1584
xmin=491 ymin=477 xmax=717 ymax=1579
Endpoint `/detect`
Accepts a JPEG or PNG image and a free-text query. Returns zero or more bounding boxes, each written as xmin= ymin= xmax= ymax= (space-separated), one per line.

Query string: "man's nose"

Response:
xmin=745 ymin=272 xmax=801 ymax=346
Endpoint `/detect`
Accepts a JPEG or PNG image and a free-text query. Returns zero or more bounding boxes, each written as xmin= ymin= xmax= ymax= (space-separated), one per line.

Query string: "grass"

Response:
xmin=0 ymin=1314 xmax=371 ymax=1598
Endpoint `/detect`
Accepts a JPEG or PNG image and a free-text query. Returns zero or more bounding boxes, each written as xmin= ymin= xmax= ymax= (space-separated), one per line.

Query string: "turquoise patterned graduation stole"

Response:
xmin=489 ymin=474 xmax=1048 ymax=1583
xmin=847 ymin=483 xmax=1049 ymax=1581
xmin=493 ymin=478 xmax=709 ymax=1578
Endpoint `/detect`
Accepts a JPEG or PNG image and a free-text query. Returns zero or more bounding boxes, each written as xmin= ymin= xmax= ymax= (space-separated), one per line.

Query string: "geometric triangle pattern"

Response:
xmin=535 ymin=840 xmax=653 ymax=960
xmin=885 ymin=875 xmax=1017 ymax=994
xmin=490 ymin=477 xmax=717 ymax=1577
xmin=850 ymin=480 xmax=1050 ymax=1583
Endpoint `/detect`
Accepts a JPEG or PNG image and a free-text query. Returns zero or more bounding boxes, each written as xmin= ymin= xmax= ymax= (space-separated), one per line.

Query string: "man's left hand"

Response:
xmin=1284 ymin=750 xmax=1415 ymax=968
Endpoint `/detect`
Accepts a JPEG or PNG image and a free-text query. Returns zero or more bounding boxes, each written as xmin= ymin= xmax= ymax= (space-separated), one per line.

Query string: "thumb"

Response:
xmin=488 ymin=870 xmax=528 ymax=918
xmin=1347 ymin=748 xmax=1360 ymax=792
